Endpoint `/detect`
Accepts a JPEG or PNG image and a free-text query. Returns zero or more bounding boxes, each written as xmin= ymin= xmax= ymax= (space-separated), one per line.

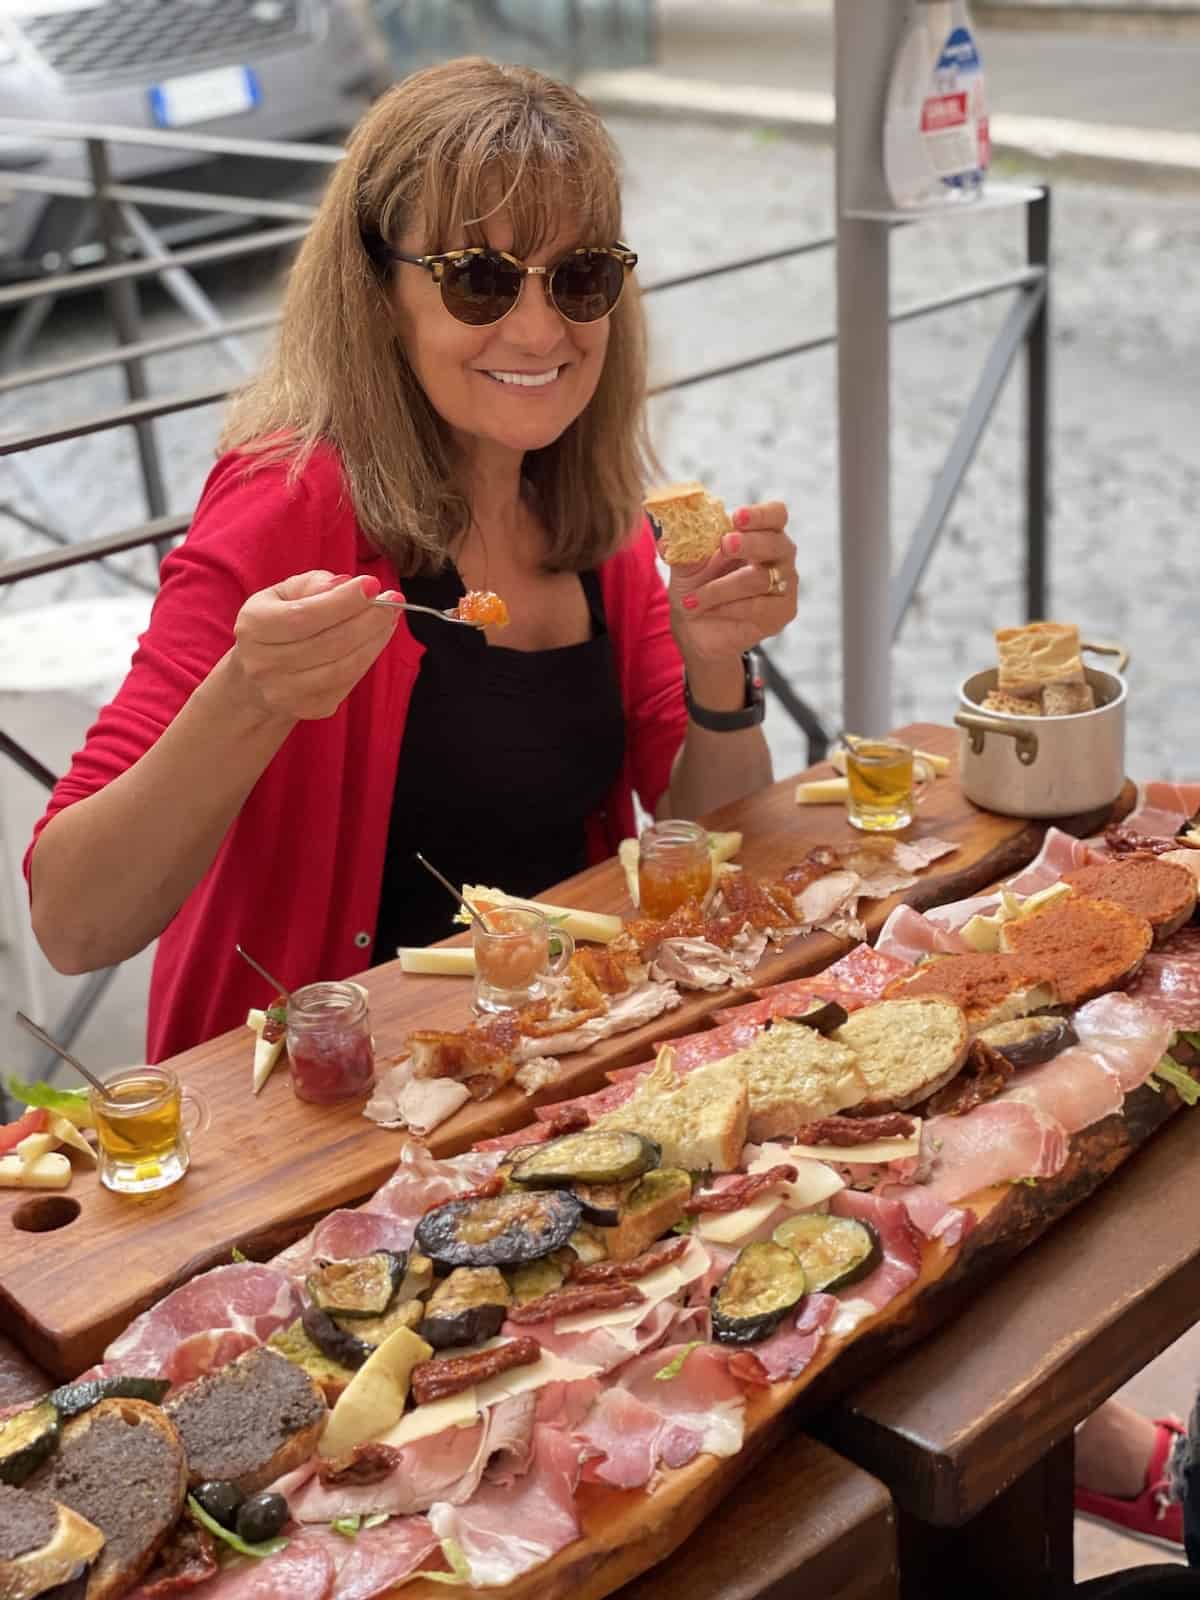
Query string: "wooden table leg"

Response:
xmin=896 ymin=1434 xmax=1075 ymax=1600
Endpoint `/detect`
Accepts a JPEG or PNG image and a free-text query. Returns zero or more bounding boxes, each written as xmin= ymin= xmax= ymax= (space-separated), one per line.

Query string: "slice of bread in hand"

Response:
xmin=833 ymin=998 xmax=969 ymax=1113
xmin=998 ymin=890 xmax=1153 ymax=1005
xmin=1041 ymin=680 xmax=1096 ymax=717
xmin=644 ymin=481 xmax=731 ymax=566
xmin=884 ymin=952 xmax=1058 ymax=1029
xmin=592 ymin=1054 xmax=748 ymax=1172
xmin=720 ymin=1020 xmax=868 ymax=1141
xmin=995 ymin=622 xmax=1084 ymax=696
xmin=24 ymin=1398 xmax=187 ymax=1600
xmin=164 ymin=1345 xmax=327 ymax=1495
xmin=981 ymin=689 xmax=1043 ymax=717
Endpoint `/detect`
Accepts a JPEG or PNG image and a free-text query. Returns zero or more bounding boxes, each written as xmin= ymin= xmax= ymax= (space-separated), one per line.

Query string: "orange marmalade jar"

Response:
xmin=637 ymin=820 xmax=712 ymax=919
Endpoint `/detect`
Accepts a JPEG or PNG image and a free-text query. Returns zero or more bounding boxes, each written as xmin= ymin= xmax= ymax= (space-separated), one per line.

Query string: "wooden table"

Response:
xmin=3 ymin=722 xmax=1131 ymax=1379
xmin=820 ymin=1104 xmax=1200 ymax=1599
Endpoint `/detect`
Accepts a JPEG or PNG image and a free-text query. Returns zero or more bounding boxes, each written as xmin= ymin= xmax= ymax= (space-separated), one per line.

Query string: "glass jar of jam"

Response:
xmin=286 ymin=982 xmax=375 ymax=1105
xmin=637 ymin=820 xmax=713 ymax=919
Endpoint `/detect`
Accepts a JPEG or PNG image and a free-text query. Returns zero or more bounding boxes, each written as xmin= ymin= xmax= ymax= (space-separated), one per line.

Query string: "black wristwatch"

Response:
xmin=684 ymin=652 xmax=766 ymax=732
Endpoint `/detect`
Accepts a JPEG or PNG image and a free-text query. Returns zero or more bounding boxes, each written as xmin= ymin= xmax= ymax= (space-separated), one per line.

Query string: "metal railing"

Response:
xmin=0 ymin=119 xmax=1051 ymax=1074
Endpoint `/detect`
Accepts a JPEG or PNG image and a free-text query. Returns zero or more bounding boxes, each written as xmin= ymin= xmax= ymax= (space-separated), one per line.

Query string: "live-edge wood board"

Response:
xmin=0 ymin=724 xmax=1132 ymax=1378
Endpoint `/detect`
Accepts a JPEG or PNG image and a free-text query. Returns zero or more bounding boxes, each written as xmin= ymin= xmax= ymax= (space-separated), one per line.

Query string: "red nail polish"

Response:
xmin=359 ymin=575 xmax=381 ymax=600
xmin=682 ymin=594 xmax=699 ymax=611
xmin=725 ymin=531 xmax=742 ymax=555
xmin=735 ymin=508 xmax=751 ymax=529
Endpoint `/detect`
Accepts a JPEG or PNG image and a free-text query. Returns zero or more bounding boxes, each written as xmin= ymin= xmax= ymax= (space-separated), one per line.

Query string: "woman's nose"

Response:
xmin=504 ymin=272 xmax=563 ymax=350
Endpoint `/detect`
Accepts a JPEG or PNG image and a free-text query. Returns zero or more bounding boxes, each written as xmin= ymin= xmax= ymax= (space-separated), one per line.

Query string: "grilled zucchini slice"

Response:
xmin=415 ymin=1188 xmax=582 ymax=1269
xmin=305 ymin=1251 xmax=406 ymax=1318
xmin=510 ymin=1130 xmax=660 ymax=1188
xmin=505 ymin=1256 xmax=566 ymax=1305
xmin=0 ymin=1399 xmax=60 ymax=1486
xmin=48 ymin=1376 xmax=169 ymax=1420
xmin=772 ymin=1214 xmax=881 ymax=1293
xmin=712 ymin=1241 xmax=807 ymax=1346
xmin=418 ymin=1267 xmax=511 ymax=1349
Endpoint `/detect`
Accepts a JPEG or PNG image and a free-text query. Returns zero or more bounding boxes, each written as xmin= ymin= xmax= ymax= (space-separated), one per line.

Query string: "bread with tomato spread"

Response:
xmin=998 ymin=890 xmax=1153 ymax=1005
xmin=1061 ymin=856 xmax=1197 ymax=946
xmin=832 ymin=998 xmax=969 ymax=1113
xmin=883 ymin=951 xmax=1058 ymax=1029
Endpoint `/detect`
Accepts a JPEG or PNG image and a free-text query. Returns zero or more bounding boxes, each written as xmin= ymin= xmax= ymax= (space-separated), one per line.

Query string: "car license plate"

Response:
xmin=149 ymin=66 xmax=260 ymax=129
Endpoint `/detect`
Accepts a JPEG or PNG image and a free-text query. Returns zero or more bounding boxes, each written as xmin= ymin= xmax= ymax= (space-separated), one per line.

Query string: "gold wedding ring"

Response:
xmin=766 ymin=563 xmax=786 ymax=597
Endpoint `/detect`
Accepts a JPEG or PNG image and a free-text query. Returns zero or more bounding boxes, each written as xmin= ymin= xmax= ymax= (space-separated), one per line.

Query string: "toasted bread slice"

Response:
xmin=1061 ymin=856 xmax=1197 ymax=947
xmin=1041 ymin=681 xmax=1096 ymax=717
xmin=884 ymin=952 xmax=1058 ymax=1029
xmin=24 ymin=1398 xmax=186 ymax=1600
xmin=164 ymin=1345 xmax=327 ymax=1496
xmin=0 ymin=1482 xmax=105 ymax=1600
xmin=980 ymin=690 xmax=1043 ymax=718
xmin=720 ymin=1021 xmax=868 ymax=1142
xmin=998 ymin=890 xmax=1153 ymax=1005
xmin=833 ymin=998 xmax=969 ymax=1113
xmin=592 ymin=1054 xmax=748 ymax=1172
xmin=995 ymin=621 xmax=1084 ymax=696
xmin=643 ymin=481 xmax=731 ymax=566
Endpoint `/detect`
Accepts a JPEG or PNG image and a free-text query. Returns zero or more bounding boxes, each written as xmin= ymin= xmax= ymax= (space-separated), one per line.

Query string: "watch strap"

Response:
xmin=684 ymin=652 xmax=766 ymax=732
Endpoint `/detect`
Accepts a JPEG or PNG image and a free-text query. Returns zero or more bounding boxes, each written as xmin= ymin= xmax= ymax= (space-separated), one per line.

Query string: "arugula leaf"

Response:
xmin=6 ymin=1076 xmax=94 ymax=1128
xmin=1182 ymin=1032 xmax=1200 ymax=1052
xmin=187 ymin=1496 xmax=288 ymax=1560
xmin=231 ymin=1246 xmax=248 ymax=1264
xmin=332 ymin=1515 xmax=361 ymax=1538
xmin=266 ymin=1005 xmax=288 ymax=1026
xmin=654 ymin=1341 xmax=703 ymax=1381
xmin=363 ymin=1513 xmax=390 ymax=1530
xmin=1154 ymin=1055 xmax=1200 ymax=1107
xmin=1012 ymin=1176 xmax=1038 ymax=1187
xmin=672 ymin=1214 xmax=697 ymax=1235
xmin=413 ymin=1537 xmax=472 ymax=1585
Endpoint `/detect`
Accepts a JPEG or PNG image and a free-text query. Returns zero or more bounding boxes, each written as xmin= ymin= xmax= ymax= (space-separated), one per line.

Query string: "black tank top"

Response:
xmin=372 ymin=565 xmax=626 ymax=961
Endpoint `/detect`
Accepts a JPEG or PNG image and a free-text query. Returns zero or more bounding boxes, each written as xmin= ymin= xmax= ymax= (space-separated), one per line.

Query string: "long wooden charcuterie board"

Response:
xmin=0 ymin=724 xmax=1132 ymax=1378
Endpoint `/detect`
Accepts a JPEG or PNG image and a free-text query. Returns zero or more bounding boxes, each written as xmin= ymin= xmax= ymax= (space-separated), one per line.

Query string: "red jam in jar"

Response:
xmin=286 ymin=981 xmax=375 ymax=1104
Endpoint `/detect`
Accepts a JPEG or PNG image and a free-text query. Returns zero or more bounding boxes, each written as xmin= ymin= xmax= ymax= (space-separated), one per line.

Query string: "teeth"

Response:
xmin=487 ymin=368 xmax=560 ymax=388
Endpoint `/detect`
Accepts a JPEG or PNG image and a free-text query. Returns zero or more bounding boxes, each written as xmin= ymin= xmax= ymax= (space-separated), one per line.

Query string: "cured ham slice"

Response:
xmin=1123 ymin=781 xmax=1200 ymax=840
xmin=577 ymin=1343 xmax=746 ymax=1487
xmin=1071 ymin=992 xmax=1174 ymax=1089
xmin=535 ymin=1376 xmax=603 ymax=1432
xmin=163 ymin=1329 xmax=259 ymax=1389
xmin=181 ymin=1533 xmax=336 ymax=1599
xmin=369 ymin=1143 xmax=498 ymax=1223
xmin=1122 ymin=929 xmax=1200 ymax=1033
xmin=1005 ymin=828 xmax=1098 ymax=895
xmin=272 ymin=1208 xmax=419 ymax=1281
xmin=511 ymin=1298 xmax=677 ymax=1375
xmin=290 ymin=1421 xmax=489 ymax=1523
xmin=305 ymin=1519 xmax=440 ymax=1600
xmin=875 ymin=904 xmax=972 ymax=963
xmin=427 ymin=1425 xmax=587 ymax=1588
xmin=998 ymin=1047 xmax=1124 ymax=1134
xmin=881 ymin=1184 xmax=975 ymax=1249
xmin=606 ymin=1019 xmax=763 ymax=1085
xmin=829 ymin=1191 xmax=922 ymax=1311
xmin=922 ymin=1101 xmax=1069 ymax=1203
xmin=98 ymin=1263 xmax=301 ymax=1378
xmin=741 ymin=1292 xmax=837 ymax=1383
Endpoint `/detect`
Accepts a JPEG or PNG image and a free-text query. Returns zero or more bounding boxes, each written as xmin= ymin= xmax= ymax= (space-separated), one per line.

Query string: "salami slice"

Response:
xmin=183 ymin=1535 xmax=335 ymax=1599
xmin=1123 ymin=927 xmax=1200 ymax=1030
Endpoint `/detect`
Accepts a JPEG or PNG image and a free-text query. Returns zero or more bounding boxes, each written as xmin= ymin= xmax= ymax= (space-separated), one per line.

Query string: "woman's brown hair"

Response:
xmin=219 ymin=57 xmax=653 ymax=575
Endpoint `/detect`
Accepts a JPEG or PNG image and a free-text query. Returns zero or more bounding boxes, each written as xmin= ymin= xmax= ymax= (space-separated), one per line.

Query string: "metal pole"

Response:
xmin=1025 ymin=187 xmax=1051 ymax=622
xmin=834 ymin=1 xmax=904 ymax=737
xmin=85 ymin=137 xmax=170 ymax=537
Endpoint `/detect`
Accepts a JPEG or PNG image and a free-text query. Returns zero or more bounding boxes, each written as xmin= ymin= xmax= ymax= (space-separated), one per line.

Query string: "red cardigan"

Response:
xmin=26 ymin=446 xmax=687 ymax=1063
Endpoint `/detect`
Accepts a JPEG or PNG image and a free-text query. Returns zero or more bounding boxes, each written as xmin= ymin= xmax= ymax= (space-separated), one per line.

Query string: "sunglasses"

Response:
xmin=386 ymin=243 xmax=638 ymax=328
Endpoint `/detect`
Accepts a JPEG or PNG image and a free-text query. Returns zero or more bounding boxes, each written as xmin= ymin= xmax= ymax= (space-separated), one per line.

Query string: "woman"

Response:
xmin=24 ymin=58 xmax=798 ymax=1062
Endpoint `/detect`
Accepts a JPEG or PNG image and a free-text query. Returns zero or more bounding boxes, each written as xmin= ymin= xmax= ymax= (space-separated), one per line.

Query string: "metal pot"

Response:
xmin=954 ymin=643 xmax=1129 ymax=819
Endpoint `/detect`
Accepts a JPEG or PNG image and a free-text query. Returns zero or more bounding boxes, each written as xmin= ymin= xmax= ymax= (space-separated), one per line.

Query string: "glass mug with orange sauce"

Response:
xmin=638 ymin=820 xmax=713 ymax=918
xmin=89 ymin=1065 xmax=210 ymax=1195
xmin=472 ymin=905 xmax=576 ymax=1015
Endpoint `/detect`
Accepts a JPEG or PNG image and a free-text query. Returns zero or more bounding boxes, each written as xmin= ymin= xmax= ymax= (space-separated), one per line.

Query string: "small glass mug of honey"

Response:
xmin=473 ymin=906 xmax=575 ymax=1015
xmin=844 ymin=738 xmax=929 ymax=832
xmin=638 ymin=820 xmax=713 ymax=918
xmin=90 ymin=1066 xmax=210 ymax=1195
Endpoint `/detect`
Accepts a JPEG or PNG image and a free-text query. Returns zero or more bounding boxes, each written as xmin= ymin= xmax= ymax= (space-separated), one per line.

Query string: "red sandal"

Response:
xmin=1075 ymin=1416 xmax=1186 ymax=1550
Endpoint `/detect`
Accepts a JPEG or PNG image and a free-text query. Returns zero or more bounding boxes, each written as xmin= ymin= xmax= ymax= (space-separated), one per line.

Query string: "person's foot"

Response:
xmin=1075 ymin=1416 xmax=1185 ymax=1551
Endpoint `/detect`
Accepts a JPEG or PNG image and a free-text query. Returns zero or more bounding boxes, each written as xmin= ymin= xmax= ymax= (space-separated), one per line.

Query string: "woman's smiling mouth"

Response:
xmin=483 ymin=367 xmax=563 ymax=389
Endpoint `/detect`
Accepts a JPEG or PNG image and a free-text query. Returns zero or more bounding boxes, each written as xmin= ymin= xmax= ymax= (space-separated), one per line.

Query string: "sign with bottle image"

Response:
xmin=883 ymin=2 xmax=989 ymax=210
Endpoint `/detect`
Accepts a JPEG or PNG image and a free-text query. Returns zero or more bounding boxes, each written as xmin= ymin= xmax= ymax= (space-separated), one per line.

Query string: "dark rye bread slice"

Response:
xmin=23 ymin=1399 xmax=186 ymax=1600
xmin=999 ymin=891 xmax=1153 ymax=1006
xmin=1062 ymin=856 xmax=1198 ymax=946
xmin=163 ymin=1346 xmax=326 ymax=1495
xmin=0 ymin=1481 xmax=105 ymax=1600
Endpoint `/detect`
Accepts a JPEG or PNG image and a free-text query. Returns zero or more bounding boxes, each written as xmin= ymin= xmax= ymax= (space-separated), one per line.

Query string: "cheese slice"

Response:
xmin=461 ymin=887 xmax=623 ymax=945
xmin=551 ymin=1236 xmax=711 ymax=1334
xmin=399 ymin=946 xmax=476 ymax=976
xmin=795 ymin=777 xmax=850 ymax=805
xmin=378 ymin=1349 xmax=600 ymax=1449
xmin=379 ymin=1388 xmax=480 ymax=1448
xmin=475 ymin=1351 xmax=600 ymax=1407
xmin=781 ymin=1130 xmax=921 ymax=1165
xmin=16 ymin=1132 xmax=56 ymax=1165
xmin=0 ymin=1152 xmax=72 ymax=1189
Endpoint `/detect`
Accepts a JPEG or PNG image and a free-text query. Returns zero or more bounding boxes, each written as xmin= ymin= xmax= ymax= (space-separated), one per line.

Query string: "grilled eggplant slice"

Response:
xmin=510 ymin=1130 xmax=660 ymax=1188
xmin=48 ymin=1376 xmax=170 ymax=1420
xmin=0 ymin=1399 xmax=60 ymax=1486
xmin=600 ymin=1168 xmax=692 ymax=1262
xmin=505 ymin=1257 xmax=566 ymax=1305
xmin=772 ymin=1214 xmax=881 ymax=1293
xmin=788 ymin=999 xmax=851 ymax=1036
xmin=712 ymin=1241 xmax=807 ymax=1346
xmin=302 ymin=1297 xmax=424 ymax=1369
xmin=571 ymin=1181 xmax=630 ymax=1228
xmin=973 ymin=1016 xmax=1077 ymax=1070
xmin=566 ymin=1225 xmax=609 ymax=1266
xmin=306 ymin=1251 xmax=406 ymax=1319
xmin=415 ymin=1188 xmax=582 ymax=1269
xmin=418 ymin=1267 xmax=511 ymax=1349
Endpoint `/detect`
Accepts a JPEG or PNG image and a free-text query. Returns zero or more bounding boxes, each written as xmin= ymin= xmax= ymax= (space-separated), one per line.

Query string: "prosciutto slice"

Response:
xmin=1005 ymin=828 xmax=1098 ymax=895
xmin=922 ymin=1101 xmax=1069 ymax=1203
xmin=740 ymin=1292 xmax=837 ymax=1383
xmin=507 ymin=1297 xmax=677 ymax=1375
xmin=1122 ymin=930 xmax=1200 ymax=1033
xmin=427 ymin=1425 xmax=587 ymax=1588
xmin=96 ymin=1264 xmax=301 ymax=1379
xmin=289 ymin=1421 xmax=489 ymax=1523
xmin=305 ymin=1519 xmax=440 ymax=1600
xmin=1071 ymin=992 xmax=1174 ymax=1089
xmin=829 ymin=1191 xmax=922 ymax=1311
xmin=998 ymin=1047 xmax=1124 ymax=1133
xmin=272 ymin=1208 xmax=419 ymax=1281
xmin=163 ymin=1329 xmax=259 ymax=1389
xmin=1123 ymin=781 xmax=1200 ymax=840
xmin=881 ymin=1185 xmax=975 ymax=1249
xmin=875 ymin=904 xmax=972 ymax=963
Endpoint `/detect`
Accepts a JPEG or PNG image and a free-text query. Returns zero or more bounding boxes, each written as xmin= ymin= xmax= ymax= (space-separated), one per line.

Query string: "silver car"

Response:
xmin=0 ymin=0 xmax=383 ymax=274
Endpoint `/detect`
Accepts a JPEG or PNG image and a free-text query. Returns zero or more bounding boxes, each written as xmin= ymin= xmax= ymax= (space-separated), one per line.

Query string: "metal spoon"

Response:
xmin=415 ymin=853 xmax=493 ymax=933
xmin=235 ymin=944 xmax=292 ymax=1002
xmin=14 ymin=1011 xmax=109 ymax=1096
xmin=371 ymin=598 xmax=483 ymax=628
